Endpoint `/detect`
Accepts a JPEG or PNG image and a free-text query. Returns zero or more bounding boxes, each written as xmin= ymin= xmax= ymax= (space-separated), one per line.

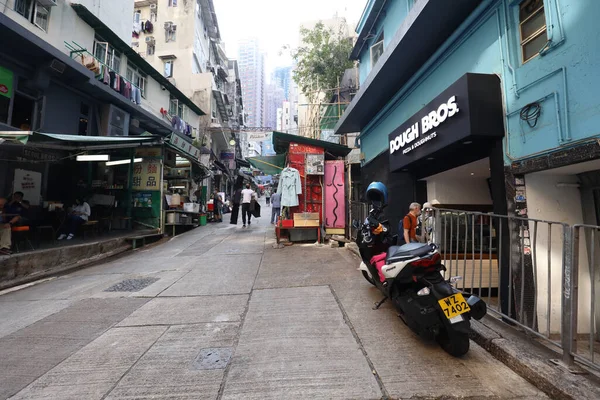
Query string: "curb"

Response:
xmin=470 ymin=317 xmax=600 ymax=400
xmin=0 ymin=244 xmax=131 ymax=291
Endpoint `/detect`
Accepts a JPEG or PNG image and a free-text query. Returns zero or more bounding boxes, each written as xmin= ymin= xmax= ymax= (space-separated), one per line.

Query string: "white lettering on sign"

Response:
xmin=390 ymin=96 xmax=459 ymax=155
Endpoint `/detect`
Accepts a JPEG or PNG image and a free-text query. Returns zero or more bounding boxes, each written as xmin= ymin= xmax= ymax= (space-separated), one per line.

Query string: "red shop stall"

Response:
xmin=271 ymin=131 xmax=351 ymax=243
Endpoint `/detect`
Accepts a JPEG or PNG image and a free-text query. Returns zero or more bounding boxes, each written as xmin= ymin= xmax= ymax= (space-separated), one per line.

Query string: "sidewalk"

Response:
xmin=0 ymin=202 xmax=550 ymax=399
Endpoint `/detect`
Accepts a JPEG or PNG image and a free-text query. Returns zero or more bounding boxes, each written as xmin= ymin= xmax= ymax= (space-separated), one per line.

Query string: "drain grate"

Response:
xmin=104 ymin=277 xmax=159 ymax=292
xmin=192 ymin=347 xmax=233 ymax=370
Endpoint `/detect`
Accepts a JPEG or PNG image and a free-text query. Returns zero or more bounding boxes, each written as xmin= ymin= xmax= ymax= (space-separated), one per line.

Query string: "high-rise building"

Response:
xmin=238 ymin=38 xmax=265 ymax=129
xmin=272 ymin=66 xmax=292 ymax=100
xmin=264 ymin=83 xmax=285 ymax=132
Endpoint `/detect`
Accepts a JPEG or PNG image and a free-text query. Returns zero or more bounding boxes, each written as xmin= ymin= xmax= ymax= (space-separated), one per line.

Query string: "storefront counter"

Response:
xmin=164 ymin=210 xmax=200 ymax=236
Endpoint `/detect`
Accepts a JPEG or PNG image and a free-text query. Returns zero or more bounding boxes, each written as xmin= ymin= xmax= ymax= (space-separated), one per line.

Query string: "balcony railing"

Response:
xmin=65 ymin=41 xmax=144 ymax=104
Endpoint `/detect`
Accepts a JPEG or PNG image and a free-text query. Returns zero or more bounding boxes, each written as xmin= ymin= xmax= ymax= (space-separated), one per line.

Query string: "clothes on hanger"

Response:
xmin=134 ymin=86 xmax=142 ymax=104
xmin=144 ymin=20 xmax=154 ymax=33
xmin=277 ymin=167 xmax=302 ymax=207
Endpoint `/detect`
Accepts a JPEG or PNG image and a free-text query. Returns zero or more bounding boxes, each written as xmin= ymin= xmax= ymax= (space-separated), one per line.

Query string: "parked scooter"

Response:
xmin=354 ymin=182 xmax=487 ymax=357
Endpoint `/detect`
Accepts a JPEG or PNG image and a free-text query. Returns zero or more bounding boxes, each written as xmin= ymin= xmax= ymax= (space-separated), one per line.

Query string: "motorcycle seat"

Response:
xmin=387 ymin=243 xmax=434 ymax=264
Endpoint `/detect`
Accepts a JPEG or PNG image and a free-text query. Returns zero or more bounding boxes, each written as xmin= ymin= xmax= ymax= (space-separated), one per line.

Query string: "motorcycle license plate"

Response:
xmin=438 ymin=293 xmax=470 ymax=320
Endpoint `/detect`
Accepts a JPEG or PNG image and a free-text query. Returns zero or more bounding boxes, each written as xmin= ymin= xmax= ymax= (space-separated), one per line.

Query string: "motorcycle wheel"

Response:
xmin=361 ymin=270 xmax=376 ymax=286
xmin=436 ymin=330 xmax=470 ymax=357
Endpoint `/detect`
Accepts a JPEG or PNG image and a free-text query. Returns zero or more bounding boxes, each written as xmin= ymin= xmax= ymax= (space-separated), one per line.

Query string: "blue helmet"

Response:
xmin=366 ymin=182 xmax=388 ymax=205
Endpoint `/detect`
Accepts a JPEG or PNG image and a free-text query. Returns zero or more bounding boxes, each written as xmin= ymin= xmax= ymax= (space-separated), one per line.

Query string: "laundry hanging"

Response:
xmin=277 ymin=167 xmax=302 ymax=207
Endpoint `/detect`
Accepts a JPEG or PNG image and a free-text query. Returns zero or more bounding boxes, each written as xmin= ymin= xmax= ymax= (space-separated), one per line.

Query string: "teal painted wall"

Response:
xmin=358 ymin=0 xmax=412 ymax=83
xmin=358 ymin=0 xmax=600 ymax=167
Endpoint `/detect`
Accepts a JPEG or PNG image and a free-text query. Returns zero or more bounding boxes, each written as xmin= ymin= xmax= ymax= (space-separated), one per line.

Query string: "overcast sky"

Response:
xmin=213 ymin=0 xmax=367 ymax=78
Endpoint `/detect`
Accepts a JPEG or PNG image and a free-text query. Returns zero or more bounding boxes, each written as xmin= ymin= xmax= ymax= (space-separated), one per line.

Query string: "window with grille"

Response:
xmin=14 ymin=0 xmax=51 ymax=33
xmin=34 ymin=4 xmax=50 ymax=32
xmin=519 ymin=0 xmax=547 ymax=63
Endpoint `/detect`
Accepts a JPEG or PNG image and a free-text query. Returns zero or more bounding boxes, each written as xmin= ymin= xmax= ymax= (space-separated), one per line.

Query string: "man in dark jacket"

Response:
xmin=230 ymin=186 xmax=242 ymax=225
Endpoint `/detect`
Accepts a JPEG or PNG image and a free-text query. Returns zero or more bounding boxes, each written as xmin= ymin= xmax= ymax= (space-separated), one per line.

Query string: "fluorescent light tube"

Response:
xmin=105 ymin=158 xmax=143 ymax=166
xmin=77 ymin=154 xmax=110 ymax=161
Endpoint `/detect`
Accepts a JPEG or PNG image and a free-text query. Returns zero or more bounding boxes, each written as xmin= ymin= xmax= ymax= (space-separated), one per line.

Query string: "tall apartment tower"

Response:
xmin=237 ymin=38 xmax=265 ymax=128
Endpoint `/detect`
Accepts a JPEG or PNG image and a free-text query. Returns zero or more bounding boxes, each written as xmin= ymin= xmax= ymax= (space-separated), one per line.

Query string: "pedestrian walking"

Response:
xmin=241 ymin=183 xmax=255 ymax=228
xmin=212 ymin=191 xmax=223 ymax=222
xmin=230 ymin=186 xmax=242 ymax=225
xmin=398 ymin=202 xmax=421 ymax=245
xmin=264 ymin=187 xmax=271 ymax=206
xmin=270 ymin=191 xmax=281 ymax=224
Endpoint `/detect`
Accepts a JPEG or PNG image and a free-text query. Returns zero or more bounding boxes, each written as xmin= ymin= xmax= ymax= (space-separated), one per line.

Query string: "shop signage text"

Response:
xmin=133 ymin=161 xmax=161 ymax=191
xmin=246 ymin=132 xmax=270 ymax=142
xmin=170 ymin=133 xmax=201 ymax=160
xmin=386 ymin=73 xmax=504 ymax=173
xmin=389 ymin=96 xmax=459 ymax=155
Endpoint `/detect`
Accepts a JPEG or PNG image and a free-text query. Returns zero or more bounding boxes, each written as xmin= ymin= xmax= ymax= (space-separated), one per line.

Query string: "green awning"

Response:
xmin=71 ymin=4 xmax=205 ymax=117
xmin=247 ymin=154 xmax=287 ymax=176
xmin=0 ymin=131 xmax=31 ymax=145
xmin=272 ymin=131 xmax=351 ymax=157
xmin=28 ymin=132 xmax=162 ymax=150
xmin=35 ymin=132 xmax=160 ymax=143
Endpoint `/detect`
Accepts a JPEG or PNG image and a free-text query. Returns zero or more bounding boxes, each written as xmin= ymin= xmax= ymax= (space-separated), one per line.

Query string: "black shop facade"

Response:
xmin=360 ymin=73 xmax=507 ymax=230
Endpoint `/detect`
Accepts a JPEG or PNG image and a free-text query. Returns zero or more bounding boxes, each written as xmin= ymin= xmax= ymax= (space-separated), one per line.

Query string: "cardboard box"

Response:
xmin=293 ymin=212 xmax=320 ymax=221
xmin=294 ymin=219 xmax=320 ymax=227
xmin=293 ymin=212 xmax=320 ymax=227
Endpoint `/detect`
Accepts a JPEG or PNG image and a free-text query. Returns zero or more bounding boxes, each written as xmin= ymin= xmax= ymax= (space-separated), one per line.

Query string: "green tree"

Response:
xmin=292 ymin=20 xmax=354 ymax=94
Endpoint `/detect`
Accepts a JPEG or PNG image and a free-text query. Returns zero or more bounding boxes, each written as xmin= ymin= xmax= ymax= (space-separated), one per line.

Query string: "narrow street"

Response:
xmin=0 ymin=201 xmax=545 ymax=400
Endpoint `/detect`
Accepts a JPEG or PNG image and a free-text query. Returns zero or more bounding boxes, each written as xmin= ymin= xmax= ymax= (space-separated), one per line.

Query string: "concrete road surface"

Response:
xmin=0 ymin=201 xmax=546 ymax=400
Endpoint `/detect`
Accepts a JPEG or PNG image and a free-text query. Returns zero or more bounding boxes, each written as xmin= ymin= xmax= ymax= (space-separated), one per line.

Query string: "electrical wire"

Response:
xmin=519 ymin=102 xmax=541 ymax=128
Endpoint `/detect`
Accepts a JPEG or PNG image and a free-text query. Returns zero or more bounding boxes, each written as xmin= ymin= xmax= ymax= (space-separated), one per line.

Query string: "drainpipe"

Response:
xmin=502 ymin=0 xmax=518 ymax=98
xmin=540 ymin=0 xmax=566 ymax=56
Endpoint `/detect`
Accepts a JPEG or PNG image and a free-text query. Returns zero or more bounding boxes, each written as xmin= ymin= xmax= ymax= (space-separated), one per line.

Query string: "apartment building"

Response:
xmin=237 ymin=38 xmax=265 ymax=129
xmin=1 ymin=0 xmax=203 ymax=139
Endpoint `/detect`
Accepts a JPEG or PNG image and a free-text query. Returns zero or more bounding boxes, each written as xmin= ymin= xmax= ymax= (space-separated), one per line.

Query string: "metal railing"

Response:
xmin=431 ymin=209 xmax=570 ymax=349
xmin=570 ymin=225 xmax=600 ymax=370
xmin=349 ymin=201 xmax=600 ymax=371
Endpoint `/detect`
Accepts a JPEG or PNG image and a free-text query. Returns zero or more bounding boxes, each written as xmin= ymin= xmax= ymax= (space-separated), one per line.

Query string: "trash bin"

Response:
xmin=199 ymin=214 xmax=207 ymax=226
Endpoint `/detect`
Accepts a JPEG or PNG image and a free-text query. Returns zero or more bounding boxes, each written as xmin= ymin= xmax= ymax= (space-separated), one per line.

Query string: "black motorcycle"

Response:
xmin=354 ymin=206 xmax=487 ymax=357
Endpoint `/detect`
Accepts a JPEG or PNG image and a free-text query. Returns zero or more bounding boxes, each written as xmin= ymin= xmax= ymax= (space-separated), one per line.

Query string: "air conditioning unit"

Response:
xmin=145 ymin=36 xmax=155 ymax=44
xmin=100 ymin=104 xmax=130 ymax=137
xmin=149 ymin=4 xmax=157 ymax=9
xmin=37 ymin=0 xmax=57 ymax=6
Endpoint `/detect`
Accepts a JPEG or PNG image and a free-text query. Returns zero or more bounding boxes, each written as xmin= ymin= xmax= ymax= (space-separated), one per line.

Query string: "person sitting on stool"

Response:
xmin=58 ymin=197 xmax=91 ymax=240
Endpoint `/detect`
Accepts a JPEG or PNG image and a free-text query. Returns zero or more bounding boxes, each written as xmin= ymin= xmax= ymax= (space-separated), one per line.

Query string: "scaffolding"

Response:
xmin=295 ymin=74 xmax=358 ymax=144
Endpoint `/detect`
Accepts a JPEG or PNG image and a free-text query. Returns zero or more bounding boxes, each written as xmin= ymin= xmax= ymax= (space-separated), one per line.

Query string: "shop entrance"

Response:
xmin=420 ymin=158 xmax=492 ymax=211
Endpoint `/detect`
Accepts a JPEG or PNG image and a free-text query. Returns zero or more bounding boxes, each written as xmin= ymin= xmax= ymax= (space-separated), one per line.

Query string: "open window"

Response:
xmin=164 ymin=60 xmax=174 ymax=78
xmin=370 ymin=32 xmax=384 ymax=67
xmin=93 ymin=36 xmax=122 ymax=72
xmin=519 ymin=0 xmax=548 ymax=63
xmin=14 ymin=0 xmax=51 ymax=32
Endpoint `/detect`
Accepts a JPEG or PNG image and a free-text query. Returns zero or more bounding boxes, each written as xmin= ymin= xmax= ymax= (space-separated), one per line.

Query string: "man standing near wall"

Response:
xmin=400 ymin=202 xmax=421 ymax=245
